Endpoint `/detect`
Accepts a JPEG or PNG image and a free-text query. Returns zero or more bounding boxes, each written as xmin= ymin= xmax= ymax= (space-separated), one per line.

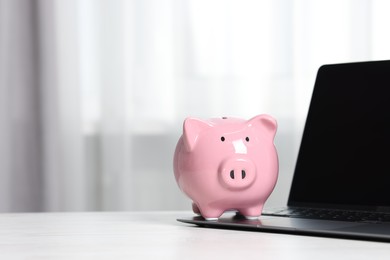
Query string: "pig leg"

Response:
xmin=202 ymin=211 xmax=224 ymax=221
xmin=196 ymin=204 xmax=224 ymax=221
xmin=193 ymin=202 xmax=222 ymax=220
xmin=239 ymin=205 xmax=263 ymax=220
xmin=192 ymin=202 xmax=201 ymax=215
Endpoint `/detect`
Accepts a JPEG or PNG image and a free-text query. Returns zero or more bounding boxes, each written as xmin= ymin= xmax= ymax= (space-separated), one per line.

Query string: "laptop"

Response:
xmin=177 ymin=60 xmax=390 ymax=242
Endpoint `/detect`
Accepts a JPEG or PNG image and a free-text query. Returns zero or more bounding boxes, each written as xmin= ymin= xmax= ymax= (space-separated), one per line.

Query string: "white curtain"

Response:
xmin=1 ymin=0 xmax=390 ymax=212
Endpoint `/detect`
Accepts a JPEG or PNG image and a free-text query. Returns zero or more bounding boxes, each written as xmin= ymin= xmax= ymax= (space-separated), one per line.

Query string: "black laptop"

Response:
xmin=178 ymin=60 xmax=390 ymax=242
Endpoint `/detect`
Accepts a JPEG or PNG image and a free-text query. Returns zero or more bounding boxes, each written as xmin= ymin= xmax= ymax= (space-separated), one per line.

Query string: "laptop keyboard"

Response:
xmin=262 ymin=207 xmax=390 ymax=223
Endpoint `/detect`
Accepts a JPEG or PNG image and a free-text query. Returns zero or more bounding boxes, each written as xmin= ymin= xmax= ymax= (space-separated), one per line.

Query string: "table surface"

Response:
xmin=1 ymin=211 xmax=390 ymax=259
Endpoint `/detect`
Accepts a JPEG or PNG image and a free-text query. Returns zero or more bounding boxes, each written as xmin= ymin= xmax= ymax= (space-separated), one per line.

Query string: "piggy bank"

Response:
xmin=173 ymin=114 xmax=278 ymax=220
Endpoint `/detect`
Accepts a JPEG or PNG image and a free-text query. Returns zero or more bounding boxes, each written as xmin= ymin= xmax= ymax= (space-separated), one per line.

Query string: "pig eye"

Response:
xmin=245 ymin=137 xmax=250 ymax=142
xmin=220 ymin=136 xmax=225 ymax=142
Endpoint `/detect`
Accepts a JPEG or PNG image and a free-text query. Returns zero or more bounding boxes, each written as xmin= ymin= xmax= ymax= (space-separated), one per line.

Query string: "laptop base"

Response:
xmin=177 ymin=212 xmax=390 ymax=242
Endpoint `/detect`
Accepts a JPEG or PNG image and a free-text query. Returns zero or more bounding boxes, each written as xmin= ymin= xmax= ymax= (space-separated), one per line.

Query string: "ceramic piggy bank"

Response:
xmin=173 ymin=114 xmax=278 ymax=220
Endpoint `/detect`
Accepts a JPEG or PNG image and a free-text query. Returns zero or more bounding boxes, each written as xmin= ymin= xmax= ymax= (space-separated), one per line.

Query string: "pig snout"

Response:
xmin=219 ymin=158 xmax=256 ymax=190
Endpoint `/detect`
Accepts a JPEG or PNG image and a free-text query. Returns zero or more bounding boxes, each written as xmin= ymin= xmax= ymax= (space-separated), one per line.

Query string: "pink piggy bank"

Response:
xmin=173 ymin=114 xmax=278 ymax=220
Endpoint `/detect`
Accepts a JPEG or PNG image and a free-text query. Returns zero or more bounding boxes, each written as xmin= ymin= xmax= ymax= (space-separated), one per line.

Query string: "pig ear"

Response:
xmin=183 ymin=117 xmax=213 ymax=152
xmin=248 ymin=114 xmax=277 ymax=139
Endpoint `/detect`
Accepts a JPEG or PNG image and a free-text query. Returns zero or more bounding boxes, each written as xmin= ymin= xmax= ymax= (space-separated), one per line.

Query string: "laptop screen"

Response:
xmin=288 ymin=60 xmax=390 ymax=211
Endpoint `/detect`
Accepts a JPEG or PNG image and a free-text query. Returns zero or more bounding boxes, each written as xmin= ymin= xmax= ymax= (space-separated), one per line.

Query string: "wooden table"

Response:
xmin=0 ymin=211 xmax=390 ymax=259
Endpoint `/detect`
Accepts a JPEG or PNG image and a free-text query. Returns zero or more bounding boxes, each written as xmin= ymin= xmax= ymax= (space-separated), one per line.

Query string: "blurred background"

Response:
xmin=1 ymin=0 xmax=389 ymax=212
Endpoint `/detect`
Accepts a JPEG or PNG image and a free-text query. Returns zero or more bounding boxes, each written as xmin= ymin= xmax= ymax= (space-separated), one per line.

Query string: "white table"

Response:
xmin=0 ymin=211 xmax=390 ymax=259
